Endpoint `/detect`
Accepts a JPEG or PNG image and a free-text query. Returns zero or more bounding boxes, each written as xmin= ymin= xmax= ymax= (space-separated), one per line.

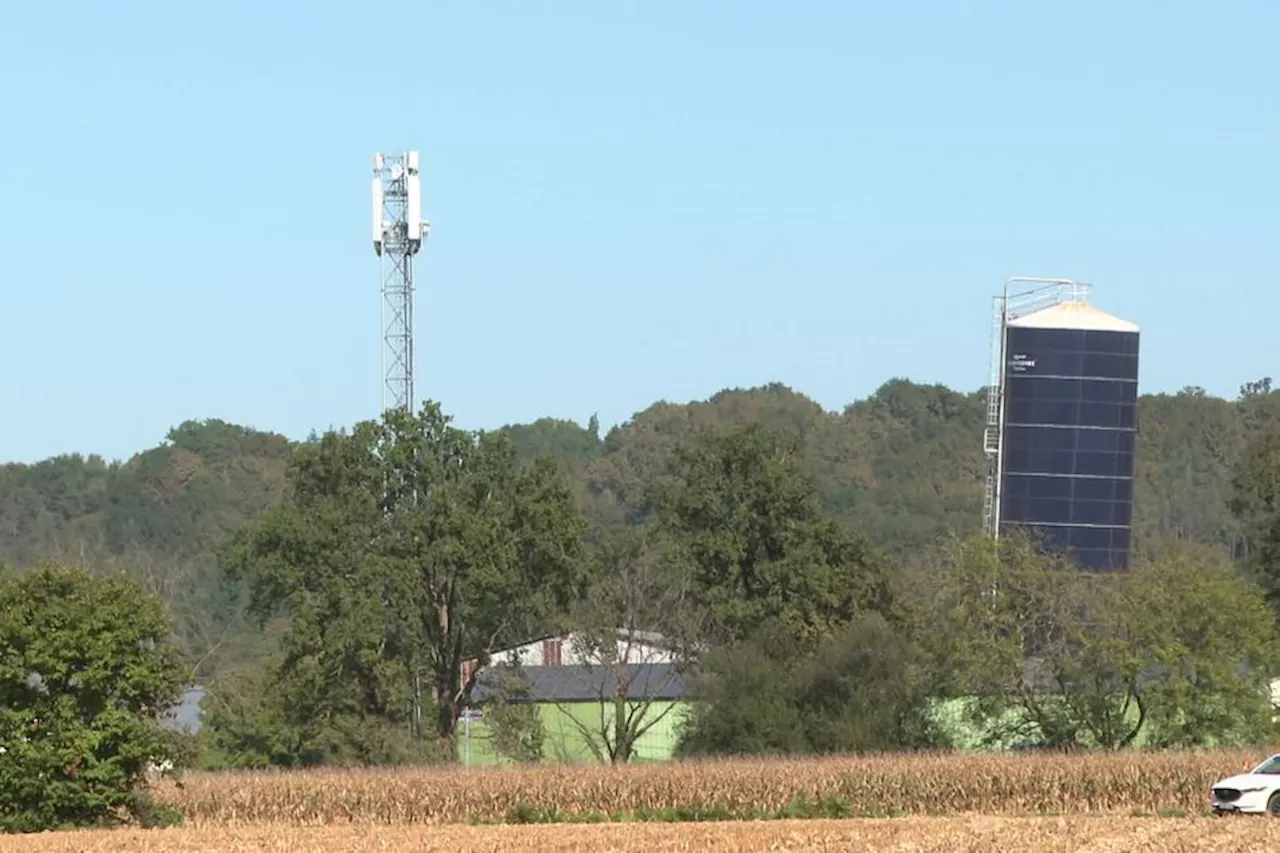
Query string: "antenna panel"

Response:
xmin=372 ymin=176 xmax=385 ymax=255
xmin=407 ymin=175 xmax=422 ymax=249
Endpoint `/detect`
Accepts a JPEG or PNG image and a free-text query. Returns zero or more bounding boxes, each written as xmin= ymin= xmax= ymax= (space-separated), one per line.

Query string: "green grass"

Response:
xmin=497 ymin=796 xmax=915 ymax=825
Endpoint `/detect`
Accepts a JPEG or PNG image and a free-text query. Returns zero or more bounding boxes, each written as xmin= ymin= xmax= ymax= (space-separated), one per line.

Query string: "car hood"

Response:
xmin=1214 ymin=773 xmax=1280 ymax=789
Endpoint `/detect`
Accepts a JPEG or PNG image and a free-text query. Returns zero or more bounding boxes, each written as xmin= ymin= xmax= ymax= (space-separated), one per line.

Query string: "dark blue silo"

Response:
xmin=997 ymin=301 xmax=1140 ymax=571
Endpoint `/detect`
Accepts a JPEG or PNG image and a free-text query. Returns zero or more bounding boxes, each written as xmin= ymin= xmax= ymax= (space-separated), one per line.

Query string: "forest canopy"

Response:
xmin=2 ymin=378 xmax=1278 ymax=687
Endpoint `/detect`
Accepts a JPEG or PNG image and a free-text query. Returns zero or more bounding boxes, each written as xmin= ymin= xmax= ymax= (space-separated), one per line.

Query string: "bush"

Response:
xmin=480 ymin=660 xmax=546 ymax=764
xmin=0 ymin=565 xmax=187 ymax=832
xmin=676 ymin=614 xmax=941 ymax=757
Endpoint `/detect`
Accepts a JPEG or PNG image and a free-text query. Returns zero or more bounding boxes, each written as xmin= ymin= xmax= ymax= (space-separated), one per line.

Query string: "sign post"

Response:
xmin=460 ymin=707 xmax=483 ymax=767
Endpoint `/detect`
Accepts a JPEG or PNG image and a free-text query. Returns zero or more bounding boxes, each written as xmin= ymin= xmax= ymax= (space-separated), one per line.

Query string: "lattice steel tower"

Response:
xmin=372 ymin=151 xmax=429 ymax=413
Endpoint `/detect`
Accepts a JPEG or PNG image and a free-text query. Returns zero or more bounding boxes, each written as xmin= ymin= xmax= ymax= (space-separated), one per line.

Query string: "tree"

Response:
xmin=8 ymin=375 xmax=1280 ymax=691
xmin=1130 ymin=546 xmax=1279 ymax=748
xmin=909 ymin=532 xmax=1107 ymax=748
xmin=0 ymin=565 xmax=187 ymax=832
xmin=219 ymin=421 xmax=419 ymax=766
xmin=1231 ymin=423 xmax=1280 ymax=604
xmin=196 ymin=666 xmax=305 ymax=769
xmin=791 ymin=612 xmax=941 ymax=751
xmin=551 ymin=526 xmax=701 ymax=764
xmin=1241 ymin=377 xmax=1274 ymax=399
xmin=674 ymin=624 xmax=806 ymax=757
xmin=677 ymin=612 xmax=939 ymax=756
xmin=14 ymin=373 xmax=1280 ymax=766
xmin=647 ymin=424 xmax=890 ymax=647
xmin=479 ymin=659 xmax=545 ymax=764
xmin=914 ymin=533 xmax=1279 ymax=749
xmin=230 ymin=402 xmax=591 ymax=752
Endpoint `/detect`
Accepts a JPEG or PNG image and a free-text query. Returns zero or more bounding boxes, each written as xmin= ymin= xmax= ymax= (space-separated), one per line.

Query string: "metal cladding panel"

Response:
xmin=406 ymin=175 xmax=422 ymax=246
xmin=999 ymin=323 xmax=1140 ymax=571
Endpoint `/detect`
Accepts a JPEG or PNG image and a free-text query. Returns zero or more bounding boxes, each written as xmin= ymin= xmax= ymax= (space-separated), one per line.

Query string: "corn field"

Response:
xmin=154 ymin=750 xmax=1265 ymax=827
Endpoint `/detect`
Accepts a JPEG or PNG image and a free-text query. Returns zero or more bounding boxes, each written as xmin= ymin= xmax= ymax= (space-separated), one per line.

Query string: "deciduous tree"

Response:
xmin=647 ymin=424 xmax=889 ymax=647
xmin=676 ymin=612 xmax=938 ymax=756
xmin=229 ymin=402 xmax=591 ymax=753
xmin=0 ymin=566 xmax=187 ymax=832
xmin=479 ymin=659 xmax=545 ymax=764
xmin=915 ymin=533 xmax=1279 ymax=750
xmin=1231 ymin=423 xmax=1280 ymax=604
xmin=554 ymin=525 xmax=701 ymax=764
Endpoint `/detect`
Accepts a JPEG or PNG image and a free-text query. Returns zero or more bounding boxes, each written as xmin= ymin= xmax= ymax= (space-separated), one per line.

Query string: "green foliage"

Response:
xmin=198 ymin=658 xmax=451 ymax=769
xmin=480 ymin=660 xmax=545 ymax=764
xmin=5 ymin=379 xmax=1280 ymax=680
xmin=677 ymin=613 xmax=939 ymax=757
xmin=0 ymin=421 xmax=290 ymax=683
xmin=8 ymin=378 xmax=1280 ymax=768
xmin=1231 ymin=421 xmax=1280 ymax=607
xmin=677 ymin=635 xmax=807 ymax=756
xmin=549 ymin=525 xmax=701 ymax=764
xmin=1131 ymin=547 xmax=1279 ymax=748
xmin=913 ymin=533 xmax=1280 ymax=750
xmin=573 ymin=525 xmax=701 ymax=649
xmin=195 ymin=667 xmax=305 ymax=769
xmin=0 ymin=566 xmax=187 ymax=832
xmin=224 ymin=401 xmax=590 ymax=759
xmin=908 ymin=532 xmax=1113 ymax=748
xmin=502 ymin=417 xmax=604 ymax=470
xmin=649 ymin=424 xmax=889 ymax=646
xmin=665 ymin=424 xmax=933 ymax=758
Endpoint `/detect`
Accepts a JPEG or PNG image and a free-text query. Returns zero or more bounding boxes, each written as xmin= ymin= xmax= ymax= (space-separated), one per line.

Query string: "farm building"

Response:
xmin=460 ymin=628 xmax=680 ymax=685
xmin=455 ymin=629 xmax=693 ymax=765
xmin=461 ymin=660 xmax=692 ymax=765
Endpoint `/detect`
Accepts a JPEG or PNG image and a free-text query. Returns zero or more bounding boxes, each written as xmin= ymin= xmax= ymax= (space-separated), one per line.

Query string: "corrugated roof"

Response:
xmin=1007 ymin=301 xmax=1139 ymax=333
xmin=486 ymin=628 xmax=679 ymax=660
xmin=471 ymin=663 xmax=688 ymax=704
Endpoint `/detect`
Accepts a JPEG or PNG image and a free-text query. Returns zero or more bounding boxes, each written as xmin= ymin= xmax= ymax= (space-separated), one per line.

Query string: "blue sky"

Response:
xmin=2 ymin=1 xmax=1276 ymax=464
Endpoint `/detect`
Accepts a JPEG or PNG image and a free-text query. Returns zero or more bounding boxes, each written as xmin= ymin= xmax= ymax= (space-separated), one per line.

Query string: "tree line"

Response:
xmin=0 ymin=382 xmax=1271 ymax=672
xmin=196 ymin=401 xmax=1280 ymax=767
xmin=7 ymin=378 xmax=1280 ymax=828
xmin=2 ymin=377 xmax=1277 ymax=689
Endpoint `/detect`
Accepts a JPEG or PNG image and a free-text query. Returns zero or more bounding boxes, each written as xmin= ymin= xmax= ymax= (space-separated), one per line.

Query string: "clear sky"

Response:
xmin=2 ymin=1 xmax=1277 ymax=464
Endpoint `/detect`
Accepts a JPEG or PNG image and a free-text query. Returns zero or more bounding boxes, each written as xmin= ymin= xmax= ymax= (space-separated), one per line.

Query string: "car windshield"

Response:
xmin=1252 ymin=756 xmax=1280 ymax=775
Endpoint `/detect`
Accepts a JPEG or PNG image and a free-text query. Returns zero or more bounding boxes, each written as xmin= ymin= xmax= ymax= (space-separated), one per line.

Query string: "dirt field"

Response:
xmin=4 ymin=816 xmax=1279 ymax=853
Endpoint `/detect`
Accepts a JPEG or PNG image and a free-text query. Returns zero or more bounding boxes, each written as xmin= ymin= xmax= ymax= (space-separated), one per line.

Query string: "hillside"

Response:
xmin=2 ymin=377 xmax=1277 ymax=677
xmin=502 ymin=378 xmax=1280 ymax=556
xmin=0 ymin=419 xmax=293 ymax=678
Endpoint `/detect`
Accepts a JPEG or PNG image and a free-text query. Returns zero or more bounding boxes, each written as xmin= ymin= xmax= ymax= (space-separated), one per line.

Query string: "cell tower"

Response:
xmin=372 ymin=151 xmax=429 ymax=414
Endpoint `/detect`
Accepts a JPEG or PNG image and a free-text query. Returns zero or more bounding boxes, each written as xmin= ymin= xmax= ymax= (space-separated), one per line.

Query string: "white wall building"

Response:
xmin=462 ymin=629 xmax=677 ymax=684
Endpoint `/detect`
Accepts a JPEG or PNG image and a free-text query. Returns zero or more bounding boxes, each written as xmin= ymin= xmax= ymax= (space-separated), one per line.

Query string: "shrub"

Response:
xmin=0 ymin=566 xmax=187 ymax=832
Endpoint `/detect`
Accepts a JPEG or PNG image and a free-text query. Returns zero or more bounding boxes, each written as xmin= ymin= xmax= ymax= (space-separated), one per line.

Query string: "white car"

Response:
xmin=1212 ymin=754 xmax=1280 ymax=816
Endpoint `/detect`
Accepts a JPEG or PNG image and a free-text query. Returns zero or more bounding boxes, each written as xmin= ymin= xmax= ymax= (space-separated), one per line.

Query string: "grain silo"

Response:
xmin=981 ymin=278 xmax=1140 ymax=571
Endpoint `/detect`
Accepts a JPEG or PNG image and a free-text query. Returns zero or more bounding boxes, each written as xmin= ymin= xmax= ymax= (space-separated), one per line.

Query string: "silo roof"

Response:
xmin=1007 ymin=301 xmax=1139 ymax=333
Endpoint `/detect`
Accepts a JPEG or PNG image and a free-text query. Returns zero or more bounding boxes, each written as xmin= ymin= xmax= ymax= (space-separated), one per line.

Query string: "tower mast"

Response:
xmin=373 ymin=151 xmax=428 ymax=414
xmin=372 ymin=152 xmax=430 ymax=739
